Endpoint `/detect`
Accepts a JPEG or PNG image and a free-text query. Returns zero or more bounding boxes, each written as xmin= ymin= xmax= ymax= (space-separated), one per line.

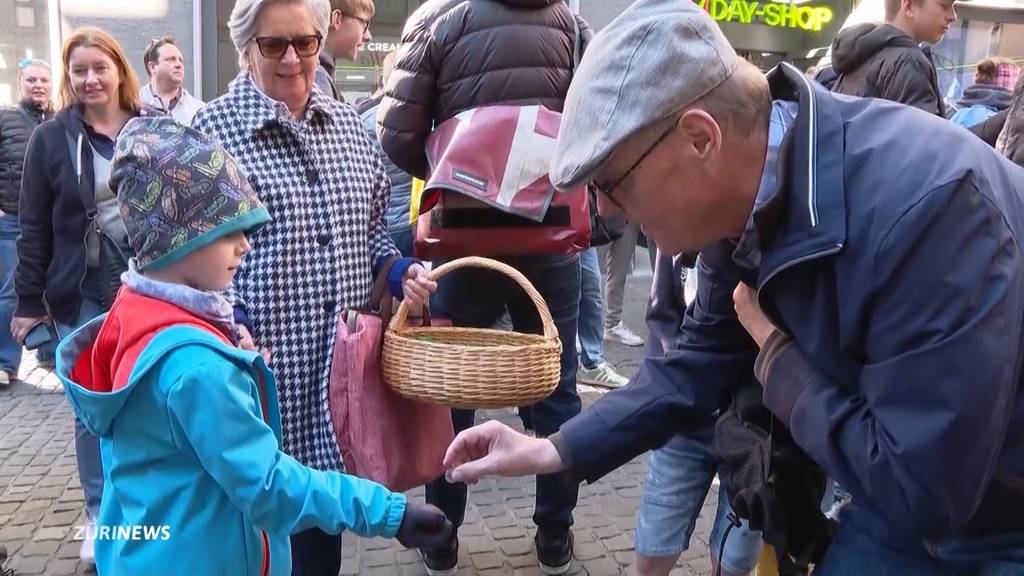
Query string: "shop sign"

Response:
xmin=696 ymin=0 xmax=834 ymax=32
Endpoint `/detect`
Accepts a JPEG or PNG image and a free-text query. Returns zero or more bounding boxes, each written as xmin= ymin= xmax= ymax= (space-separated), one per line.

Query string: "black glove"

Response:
xmin=395 ymin=501 xmax=453 ymax=550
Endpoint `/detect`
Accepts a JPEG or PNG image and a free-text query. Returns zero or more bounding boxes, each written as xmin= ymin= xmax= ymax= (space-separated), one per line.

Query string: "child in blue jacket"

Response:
xmin=55 ymin=116 xmax=451 ymax=575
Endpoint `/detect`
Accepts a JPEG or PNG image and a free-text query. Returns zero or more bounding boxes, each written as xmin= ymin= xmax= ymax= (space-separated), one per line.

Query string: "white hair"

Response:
xmin=229 ymin=0 xmax=330 ymax=68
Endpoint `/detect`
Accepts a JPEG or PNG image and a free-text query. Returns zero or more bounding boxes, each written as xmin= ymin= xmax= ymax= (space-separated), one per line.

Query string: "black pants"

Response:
xmin=426 ymin=253 xmax=583 ymax=537
xmin=290 ymin=528 xmax=342 ymax=576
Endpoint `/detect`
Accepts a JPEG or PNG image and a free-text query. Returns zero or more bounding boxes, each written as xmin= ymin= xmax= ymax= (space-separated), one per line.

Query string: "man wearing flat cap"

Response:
xmin=443 ymin=0 xmax=1024 ymax=570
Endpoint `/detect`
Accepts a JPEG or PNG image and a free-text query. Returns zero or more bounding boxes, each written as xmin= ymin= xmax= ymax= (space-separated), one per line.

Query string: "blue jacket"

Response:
xmin=57 ymin=289 xmax=406 ymax=575
xmin=555 ymin=63 xmax=1024 ymax=541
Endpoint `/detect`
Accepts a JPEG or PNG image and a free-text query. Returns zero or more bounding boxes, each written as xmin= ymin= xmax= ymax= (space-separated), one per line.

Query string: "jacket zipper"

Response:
xmin=256 ymin=370 xmax=271 ymax=576
xmin=756 ymin=242 xmax=844 ymax=301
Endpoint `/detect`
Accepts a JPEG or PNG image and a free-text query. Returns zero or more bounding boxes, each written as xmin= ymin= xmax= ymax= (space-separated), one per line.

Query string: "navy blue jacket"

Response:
xmin=555 ymin=63 xmax=1024 ymax=541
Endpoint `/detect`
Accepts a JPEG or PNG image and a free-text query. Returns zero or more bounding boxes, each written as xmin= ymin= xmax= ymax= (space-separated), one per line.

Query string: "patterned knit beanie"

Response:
xmin=109 ymin=116 xmax=270 ymax=271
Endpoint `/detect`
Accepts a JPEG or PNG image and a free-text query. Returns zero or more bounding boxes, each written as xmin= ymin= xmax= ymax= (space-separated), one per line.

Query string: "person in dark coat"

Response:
xmin=950 ymin=57 xmax=1018 ymax=128
xmin=0 ymin=59 xmax=52 ymax=384
xmin=830 ymin=0 xmax=956 ymax=115
xmin=998 ymin=72 xmax=1024 ymax=167
xmin=443 ymin=0 xmax=1024 ymax=572
xmin=377 ymin=1 xmax=591 ymax=574
xmin=15 ymin=27 xmax=153 ymax=566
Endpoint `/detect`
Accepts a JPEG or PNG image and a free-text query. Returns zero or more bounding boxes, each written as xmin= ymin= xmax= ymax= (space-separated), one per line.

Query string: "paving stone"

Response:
xmin=0 ymin=523 xmax=35 ymax=542
xmin=9 ymin=555 xmax=49 ymax=575
xmin=582 ymin=557 xmax=622 ymax=576
xmin=18 ymin=539 xmax=60 ymax=557
xmin=44 ymin=558 xmax=81 ymax=576
xmin=33 ymin=526 xmax=71 ymax=541
xmin=498 ymin=538 xmax=533 ymax=557
xmin=363 ymin=549 xmax=396 ymax=568
xmin=463 ymin=535 xmax=497 ymax=554
xmin=484 ymin=514 xmax=517 ymax=529
xmin=471 ymin=552 xmax=504 ymax=570
xmin=603 ymin=534 xmax=634 ymax=553
xmin=9 ymin=509 xmax=45 ymax=526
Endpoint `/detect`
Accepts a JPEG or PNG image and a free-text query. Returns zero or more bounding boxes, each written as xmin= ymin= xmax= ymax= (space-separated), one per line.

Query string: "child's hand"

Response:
xmin=395 ymin=501 xmax=452 ymax=550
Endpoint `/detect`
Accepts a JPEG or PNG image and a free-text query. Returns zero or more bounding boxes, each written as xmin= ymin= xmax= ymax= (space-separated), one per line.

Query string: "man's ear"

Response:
xmin=330 ymin=9 xmax=344 ymax=32
xmin=677 ymin=108 xmax=723 ymax=162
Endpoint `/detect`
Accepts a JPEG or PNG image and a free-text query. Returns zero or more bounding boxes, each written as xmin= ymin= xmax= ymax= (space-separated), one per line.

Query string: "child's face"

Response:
xmin=175 ymin=231 xmax=251 ymax=292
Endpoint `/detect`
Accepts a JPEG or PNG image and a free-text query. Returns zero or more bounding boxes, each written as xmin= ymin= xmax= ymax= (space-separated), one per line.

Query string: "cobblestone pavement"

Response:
xmin=0 ymin=257 xmax=724 ymax=575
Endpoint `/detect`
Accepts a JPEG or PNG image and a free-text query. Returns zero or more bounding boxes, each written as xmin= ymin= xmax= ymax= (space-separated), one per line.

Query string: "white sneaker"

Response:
xmin=578 ymin=362 xmax=630 ymax=389
xmin=0 ymin=371 xmax=10 ymax=386
xmin=80 ymin=514 xmax=96 ymax=565
xmin=604 ymin=322 xmax=644 ymax=347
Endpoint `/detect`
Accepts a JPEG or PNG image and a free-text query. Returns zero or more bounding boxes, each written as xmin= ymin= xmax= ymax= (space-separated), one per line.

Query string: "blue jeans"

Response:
xmin=427 ymin=253 xmax=582 ymax=537
xmin=815 ymin=503 xmax=1024 ymax=575
xmin=636 ymin=428 xmax=763 ymax=573
xmin=290 ymin=527 xmax=342 ymax=576
xmin=389 ymin=227 xmax=414 ymax=259
xmin=578 ymin=248 xmax=606 ymax=369
xmin=57 ymin=271 xmax=105 ymax=520
xmin=0 ymin=214 xmax=21 ymax=374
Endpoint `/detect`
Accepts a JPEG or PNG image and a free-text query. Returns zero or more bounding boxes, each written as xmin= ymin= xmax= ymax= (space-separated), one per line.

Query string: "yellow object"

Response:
xmin=756 ymin=545 xmax=779 ymax=576
xmin=409 ymin=178 xmax=425 ymax=224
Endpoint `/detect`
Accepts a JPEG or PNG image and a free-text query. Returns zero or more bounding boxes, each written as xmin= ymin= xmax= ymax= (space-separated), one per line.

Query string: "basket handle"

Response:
xmin=389 ymin=256 xmax=559 ymax=340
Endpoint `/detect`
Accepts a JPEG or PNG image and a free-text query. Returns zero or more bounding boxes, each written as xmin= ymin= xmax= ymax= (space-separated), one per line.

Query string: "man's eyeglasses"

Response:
xmin=346 ymin=14 xmax=371 ymax=33
xmin=592 ymin=124 xmax=674 ymax=206
xmin=253 ymin=34 xmax=323 ymax=59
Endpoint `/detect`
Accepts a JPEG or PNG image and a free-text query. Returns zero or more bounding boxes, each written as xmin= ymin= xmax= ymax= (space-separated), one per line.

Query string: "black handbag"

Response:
xmin=67 ymin=131 xmax=134 ymax=310
xmin=713 ymin=384 xmax=837 ymax=571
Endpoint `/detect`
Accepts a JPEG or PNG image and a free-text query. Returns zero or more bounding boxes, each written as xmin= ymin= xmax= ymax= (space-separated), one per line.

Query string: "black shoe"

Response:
xmin=421 ymin=536 xmax=458 ymax=576
xmin=536 ymin=530 xmax=573 ymax=575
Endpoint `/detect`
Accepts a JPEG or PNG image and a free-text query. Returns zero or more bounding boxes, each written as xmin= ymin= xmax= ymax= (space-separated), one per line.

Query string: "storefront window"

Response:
xmin=934 ymin=19 xmax=1024 ymax=99
xmin=0 ymin=0 xmax=52 ymax=106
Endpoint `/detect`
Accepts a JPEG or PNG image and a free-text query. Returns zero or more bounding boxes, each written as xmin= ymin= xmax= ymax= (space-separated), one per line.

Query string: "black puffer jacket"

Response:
xmin=0 ymin=101 xmax=51 ymax=214
xmin=377 ymin=0 xmax=591 ymax=179
xmin=831 ymin=23 xmax=945 ymax=116
xmin=998 ymin=74 xmax=1024 ymax=167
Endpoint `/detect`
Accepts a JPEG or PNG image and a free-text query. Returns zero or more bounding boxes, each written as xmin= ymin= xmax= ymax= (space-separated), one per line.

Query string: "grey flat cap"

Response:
xmin=552 ymin=0 xmax=737 ymax=189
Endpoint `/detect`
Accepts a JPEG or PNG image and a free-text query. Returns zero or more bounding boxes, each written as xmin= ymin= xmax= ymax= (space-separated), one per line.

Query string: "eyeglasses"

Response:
xmin=592 ymin=124 xmax=674 ymax=206
xmin=346 ymin=13 xmax=371 ymax=33
xmin=253 ymin=34 xmax=323 ymax=59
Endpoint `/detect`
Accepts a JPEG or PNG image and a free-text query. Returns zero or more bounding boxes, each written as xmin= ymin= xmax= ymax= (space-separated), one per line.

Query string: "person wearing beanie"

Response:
xmin=54 ymin=116 xmax=452 ymax=575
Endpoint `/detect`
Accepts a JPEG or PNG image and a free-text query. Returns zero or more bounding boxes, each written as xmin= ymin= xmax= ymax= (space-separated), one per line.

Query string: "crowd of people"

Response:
xmin=0 ymin=0 xmax=1022 ymax=574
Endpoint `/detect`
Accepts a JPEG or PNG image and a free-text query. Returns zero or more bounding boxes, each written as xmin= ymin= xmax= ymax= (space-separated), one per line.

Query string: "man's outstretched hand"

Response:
xmin=442 ymin=421 xmax=565 ymax=484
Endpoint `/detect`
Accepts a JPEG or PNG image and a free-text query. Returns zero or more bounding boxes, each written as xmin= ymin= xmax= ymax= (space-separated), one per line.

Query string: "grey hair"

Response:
xmin=229 ymin=0 xmax=330 ymax=68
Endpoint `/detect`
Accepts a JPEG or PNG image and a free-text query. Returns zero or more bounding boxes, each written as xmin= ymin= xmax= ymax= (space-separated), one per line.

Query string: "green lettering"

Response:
xmin=762 ymin=3 xmax=781 ymax=26
xmin=740 ymin=1 xmax=759 ymax=24
xmin=815 ymin=7 xmax=833 ymax=29
xmin=726 ymin=0 xmax=745 ymax=23
xmin=710 ymin=0 xmax=730 ymax=20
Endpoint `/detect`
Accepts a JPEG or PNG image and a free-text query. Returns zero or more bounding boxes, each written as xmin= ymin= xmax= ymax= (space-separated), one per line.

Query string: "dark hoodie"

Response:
xmin=15 ymin=105 xmax=154 ymax=324
xmin=958 ymin=84 xmax=1013 ymax=111
xmin=831 ymin=23 xmax=945 ymax=116
xmin=378 ymin=0 xmax=593 ymax=179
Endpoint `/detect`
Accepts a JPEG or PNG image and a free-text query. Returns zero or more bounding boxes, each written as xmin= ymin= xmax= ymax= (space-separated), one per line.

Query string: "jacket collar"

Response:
xmin=228 ymin=72 xmax=335 ymax=134
xmin=752 ymin=62 xmax=848 ymax=289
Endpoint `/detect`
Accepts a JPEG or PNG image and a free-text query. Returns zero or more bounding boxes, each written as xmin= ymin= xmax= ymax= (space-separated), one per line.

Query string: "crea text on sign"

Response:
xmin=696 ymin=0 xmax=834 ymax=32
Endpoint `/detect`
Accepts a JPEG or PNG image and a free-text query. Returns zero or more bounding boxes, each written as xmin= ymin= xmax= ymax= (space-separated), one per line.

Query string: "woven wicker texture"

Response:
xmin=382 ymin=257 xmax=562 ymax=409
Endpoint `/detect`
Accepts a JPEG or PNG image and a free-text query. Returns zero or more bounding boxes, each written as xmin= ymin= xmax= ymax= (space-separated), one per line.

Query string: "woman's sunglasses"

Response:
xmin=253 ymin=34 xmax=322 ymax=60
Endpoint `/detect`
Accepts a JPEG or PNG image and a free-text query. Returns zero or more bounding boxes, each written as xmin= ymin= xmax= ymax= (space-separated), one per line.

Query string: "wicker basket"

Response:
xmin=382 ymin=257 xmax=562 ymax=409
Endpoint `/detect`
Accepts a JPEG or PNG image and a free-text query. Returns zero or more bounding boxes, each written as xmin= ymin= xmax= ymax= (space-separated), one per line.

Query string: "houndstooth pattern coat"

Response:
xmin=193 ymin=73 xmax=397 ymax=470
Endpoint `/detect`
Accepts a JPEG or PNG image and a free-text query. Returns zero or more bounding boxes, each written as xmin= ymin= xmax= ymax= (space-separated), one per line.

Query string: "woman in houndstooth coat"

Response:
xmin=191 ymin=0 xmax=434 ymax=569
